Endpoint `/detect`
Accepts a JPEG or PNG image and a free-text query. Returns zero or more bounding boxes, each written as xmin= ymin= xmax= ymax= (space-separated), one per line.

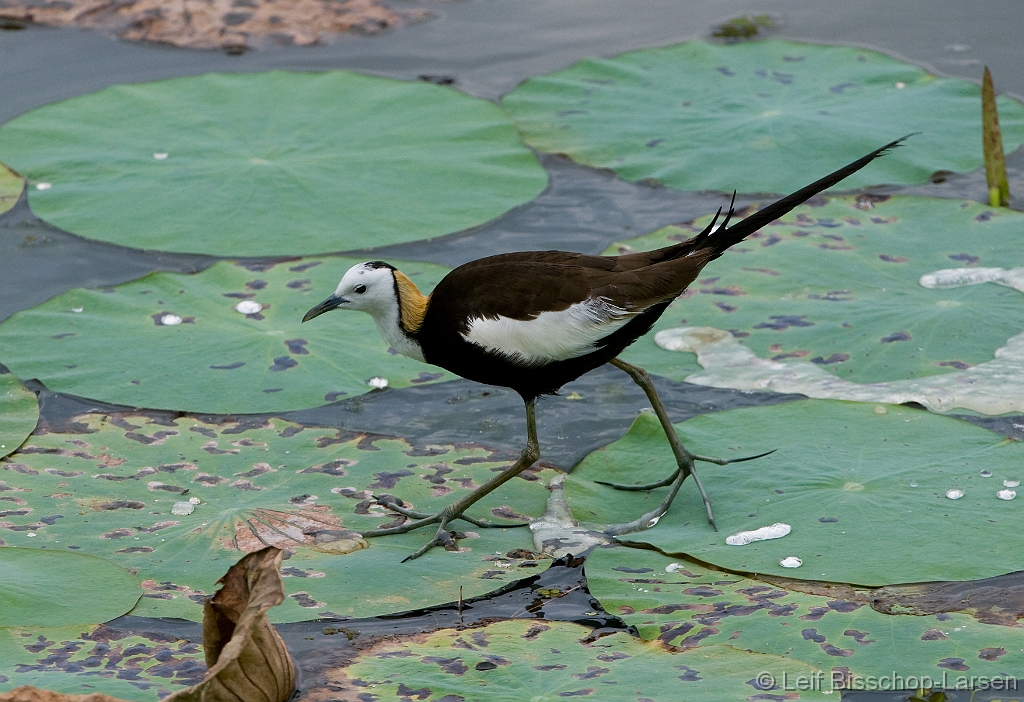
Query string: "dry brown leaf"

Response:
xmin=0 ymin=0 xmax=429 ymax=51
xmin=165 ymin=546 xmax=295 ymax=701
xmin=1 ymin=546 xmax=296 ymax=702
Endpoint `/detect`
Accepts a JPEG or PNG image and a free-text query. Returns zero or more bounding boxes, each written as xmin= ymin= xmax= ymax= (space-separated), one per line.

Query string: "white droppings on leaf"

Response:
xmin=895 ymin=82 xmax=906 ymax=89
xmin=665 ymin=563 xmax=686 ymax=573
xmin=153 ymin=152 xmax=169 ymax=160
xmin=72 ymin=307 xmax=83 ymax=313
xmin=189 ymin=496 xmax=201 ymax=504
xmin=780 ymin=556 xmax=803 ymax=568
xmin=946 ymin=488 xmax=965 ymax=500
xmin=1004 ymin=479 xmax=1020 ymax=488
xmin=35 ymin=182 xmax=51 ymax=190
xmin=235 ymin=300 xmax=262 ymax=315
xmin=160 ymin=314 xmax=183 ymax=326
xmin=725 ymin=523 xmax=791 ymax=546
xmin=998 ymin=489 xmax=1017 ymax=500
xmin=172 ymin=501 xmax=195 ymax=515
xmin=368 ymin=376 xmax=389 ymax=389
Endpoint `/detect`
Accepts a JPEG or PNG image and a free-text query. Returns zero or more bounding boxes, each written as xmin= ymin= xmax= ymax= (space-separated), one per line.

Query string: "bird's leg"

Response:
xmin=362 ymin=399 xmax=541 ymax=561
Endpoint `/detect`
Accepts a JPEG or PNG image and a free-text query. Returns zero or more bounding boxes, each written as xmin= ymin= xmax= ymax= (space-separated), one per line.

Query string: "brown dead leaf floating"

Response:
xmin=0 ymin=0 xmax=430 ymax=51
xmin=1 ymin=546 xmax=296 ymax=702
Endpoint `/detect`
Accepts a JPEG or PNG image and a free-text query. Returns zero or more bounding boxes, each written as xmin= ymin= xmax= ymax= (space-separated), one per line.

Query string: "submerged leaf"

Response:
xmin=0 ymin=412 xmax=553 ymax=622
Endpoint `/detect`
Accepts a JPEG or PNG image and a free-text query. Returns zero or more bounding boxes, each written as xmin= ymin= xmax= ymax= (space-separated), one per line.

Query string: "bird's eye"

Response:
xmin=354 ymin=284 xmax=367 ymax=294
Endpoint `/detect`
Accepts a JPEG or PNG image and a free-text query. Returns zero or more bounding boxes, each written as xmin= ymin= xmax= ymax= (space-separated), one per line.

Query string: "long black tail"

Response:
xmin=691 ymin=134 xmax=915 ymax=260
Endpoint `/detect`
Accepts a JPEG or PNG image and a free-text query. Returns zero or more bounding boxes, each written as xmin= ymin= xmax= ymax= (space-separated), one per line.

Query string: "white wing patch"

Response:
xmin=462 ymin=297 xmax=634 ymax=365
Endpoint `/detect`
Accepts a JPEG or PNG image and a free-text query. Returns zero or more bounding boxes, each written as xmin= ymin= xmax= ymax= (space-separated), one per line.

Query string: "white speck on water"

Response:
xmin=72 ymin=307 xmax=83 ymax=313
xmin=172 ymin=501 xmax=195 ymax=516
xmin=235 ymin=300 xmax=262 ymax=315
xmin=895 ymin=82 xmax=906 ymax=89
xmin=981 ymin=470 xmax=993 ymax=477
xmin=946 ymin=488 xmax=965 ymax=500
xmin=726 ymin=522 xmax=791 ymax=546
xmin=35 ymin=182 xmax=51 ymax=190
xmin=780 ymin=556 xmax=802 ymax=568
xmin=189 ymin=496 xmax=201 ymax=505
xmin=368 ymin=376 xmax=389 ymax=389
xmin=160 ymin=314 xmax=183 ymax=326
xmin=998 ymin=489 xmax=1017 ymax=501
xmin=665 ymin=563 xmax=686 ymax=573
xmin=1004 ymin=479 xmax=1020 ymax=488
xmin=153 ymin=152 xmax=169 ymax=160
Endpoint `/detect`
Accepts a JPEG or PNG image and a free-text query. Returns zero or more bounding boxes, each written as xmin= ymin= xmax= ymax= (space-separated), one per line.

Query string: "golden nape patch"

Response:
xmin=394 ymin=270 xmax=430 ymax=334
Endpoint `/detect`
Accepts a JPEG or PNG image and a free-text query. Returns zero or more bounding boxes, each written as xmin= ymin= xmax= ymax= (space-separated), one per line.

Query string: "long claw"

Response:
xmin=595 ymin=469 xmax=681 ymax=491
xmin=692 ymin=449 xmax=776 ymax=466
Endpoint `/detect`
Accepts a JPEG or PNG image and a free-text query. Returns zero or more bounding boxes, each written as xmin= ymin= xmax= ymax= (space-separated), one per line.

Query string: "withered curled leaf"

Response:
xmin=0 ymin=546 xmax=295 ymax=702
xmin=165 ymin=546 xmax=295 ymax=702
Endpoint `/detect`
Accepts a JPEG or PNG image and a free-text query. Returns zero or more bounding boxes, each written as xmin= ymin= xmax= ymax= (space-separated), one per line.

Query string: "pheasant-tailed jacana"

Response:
xmin=304 ymin=136 xmax=909 ymax=561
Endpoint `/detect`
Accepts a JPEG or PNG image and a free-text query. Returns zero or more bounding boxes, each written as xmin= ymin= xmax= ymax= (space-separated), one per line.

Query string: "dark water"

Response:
xmin=2 ymin=1 xmax=1024 ymax=698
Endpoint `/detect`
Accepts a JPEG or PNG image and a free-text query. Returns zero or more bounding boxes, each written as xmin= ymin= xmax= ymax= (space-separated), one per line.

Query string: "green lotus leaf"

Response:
xmin=0 ymin=623 xmax=206 ymax=700
xmin=501 ymin=39 xmax=1024 ymax=193
xmin=587 ymin=546 xmax=1024 ymax=690
xmin=566 ymin=400 xmax=1024 ymax=586
xmin=0 ymin=548 xmax=141 ymax=628
xmin=0 ymin=257 xmax=453 ymax=414
xmin=0 ymin=70 xmax=547 ymax=257
xmin=333 ymin=619 xmax=832 ymax=701
xmin=0 ymin=370 xmax=37 ymax=460
xmin=0 ymin=412 xmax=554 ymax=623
xmin=0 ymin=160 xmax=22 ymax=215
xmin=611 ymin=197 xmax=1024 ymax=397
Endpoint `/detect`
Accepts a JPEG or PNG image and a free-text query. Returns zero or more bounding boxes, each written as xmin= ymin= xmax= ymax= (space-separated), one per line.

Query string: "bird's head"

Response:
xmin=302 ymin=261 xmax=399 ymax=323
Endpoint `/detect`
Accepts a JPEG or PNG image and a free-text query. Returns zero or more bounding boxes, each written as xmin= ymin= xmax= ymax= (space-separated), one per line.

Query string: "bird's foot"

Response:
xmin=361 ymin=495 xmax=531 ymax=561
xmin=594 ymin=449 xmax=775 ymax=532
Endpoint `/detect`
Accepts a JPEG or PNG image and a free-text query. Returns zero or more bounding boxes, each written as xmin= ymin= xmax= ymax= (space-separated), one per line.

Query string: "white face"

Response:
xmin=333 ymin=262 xmax=398 ymax=314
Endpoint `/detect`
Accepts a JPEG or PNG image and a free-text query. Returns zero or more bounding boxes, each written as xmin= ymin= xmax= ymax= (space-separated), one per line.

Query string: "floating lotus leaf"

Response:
xmin=610 ymin=197 xmax=1024 ymax=392
xmin=0 ymin=257 xmax=453 ymax=414
xmin=586 ymin=547 xmax=1024 ymax=690
xmin=0 ymin=371 xmax=36 ymax=460
xmin=0 ymin=160 xmax=21 ymax=215
xmin=0 ymin=412 xmax=553 ymax=623
xmin=502 ymin=39 xmax=1024 ymax=194
xmin=0 ymin=549 xmax=141 ymax=629
xmin=566 ymin=400 xmax=1024 ymax=586
xmin=0 ymin=623 xmax=206 ymax=700
xmin=317 ymin=619 xmax=831 ymax=701
xmin=0 ymin=71 xmax=547 ymax=257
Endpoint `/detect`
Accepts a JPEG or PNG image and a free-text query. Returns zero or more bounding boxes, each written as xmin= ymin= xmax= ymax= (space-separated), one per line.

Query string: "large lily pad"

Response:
xmin=0 ymin=257 xmax=452 ymax=414
xmin=0 ymin=548 xmax=141 ymax=628
xmin=611 ymin=196 xmax=1024 ymax=390
xmin=566 ymin=400 xmax=1024 ymax=585
xmin=0 ymin=370 xmax=36 ymax=460
xmin=319 ymin=619 xmax=831 ymax=701
xmin=0 ymin=623 xmax=206 ymax=700
xmin=501 ymin=39 xmax=1024 ymax=194
xmin=587 ymin=546 xmax=1024 ymax=690
xmin=0 ymin=412 xmax=554 ymax=622
xmin=0 ymin=71 xmax=547 ymax=257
